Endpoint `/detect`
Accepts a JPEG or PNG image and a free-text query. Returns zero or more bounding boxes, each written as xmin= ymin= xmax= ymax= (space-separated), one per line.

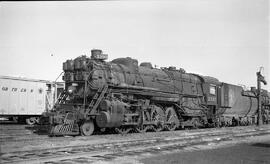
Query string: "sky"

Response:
xmin=0 ymin=0 xmax=269 ymax=90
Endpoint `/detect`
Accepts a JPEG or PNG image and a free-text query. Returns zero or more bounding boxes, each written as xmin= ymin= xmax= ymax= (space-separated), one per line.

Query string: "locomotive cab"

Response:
xmin=197 ymin=76 xmax=221 ymax=124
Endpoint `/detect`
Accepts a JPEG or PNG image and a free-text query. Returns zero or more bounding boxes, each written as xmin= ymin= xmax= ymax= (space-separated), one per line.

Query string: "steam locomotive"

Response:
xmin=39 ymin=49 xmax=270 ymax=136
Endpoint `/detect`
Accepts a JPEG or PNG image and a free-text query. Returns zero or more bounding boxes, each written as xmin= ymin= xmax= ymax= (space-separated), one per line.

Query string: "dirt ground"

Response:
xmin=139 ymin=135 xmax=270 ymax=164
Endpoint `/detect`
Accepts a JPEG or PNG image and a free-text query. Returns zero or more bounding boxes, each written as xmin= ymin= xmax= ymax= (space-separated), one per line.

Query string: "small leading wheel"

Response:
xmin=80 ymin=121 xmax=95 ymax=136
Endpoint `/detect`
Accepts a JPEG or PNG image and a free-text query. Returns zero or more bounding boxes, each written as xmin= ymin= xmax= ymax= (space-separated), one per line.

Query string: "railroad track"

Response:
xmin=0 ymin=123 xmax=263 ymax=142
xmin=0 ymin=125 xmax=38 ymax=141
xmin=0 ymin=124 xmax=269 ymax=147
xmin=1 ymin=126 xmax=270 ymax=164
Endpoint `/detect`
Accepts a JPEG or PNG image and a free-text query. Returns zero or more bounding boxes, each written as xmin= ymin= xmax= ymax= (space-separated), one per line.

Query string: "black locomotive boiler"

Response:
xmin=39 ymin=49 xmax=270 ymax=136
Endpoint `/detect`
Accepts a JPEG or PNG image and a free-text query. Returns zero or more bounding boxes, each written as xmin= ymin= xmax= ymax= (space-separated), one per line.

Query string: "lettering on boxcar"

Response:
xmin=38 ymin=88 xmax=43 ymax=94
xmin=2 ymin=87 xmax=8 ymax=91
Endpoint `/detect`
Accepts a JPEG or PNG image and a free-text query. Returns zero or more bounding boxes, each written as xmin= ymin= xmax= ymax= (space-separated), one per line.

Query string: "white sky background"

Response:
xmin=0 ymin=0 xmax=269 ymax=90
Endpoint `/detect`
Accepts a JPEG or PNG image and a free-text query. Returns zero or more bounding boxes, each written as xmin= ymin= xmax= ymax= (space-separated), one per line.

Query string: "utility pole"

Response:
xmin=256 ymin=67 xmax=267 ymax=126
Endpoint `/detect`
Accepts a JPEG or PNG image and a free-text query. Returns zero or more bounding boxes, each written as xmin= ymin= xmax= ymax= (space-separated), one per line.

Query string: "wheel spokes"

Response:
xmin=151 ymin=106 xmax=165 ymax=132
xmin=80 ymin=121 xmax=95 ymax=136
xmin=165 ymin=107 xmax=179 ymax=131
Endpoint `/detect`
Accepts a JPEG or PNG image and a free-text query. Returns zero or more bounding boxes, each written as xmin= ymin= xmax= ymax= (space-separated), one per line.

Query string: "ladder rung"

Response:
xmin=86 ymin=85 xmax=109 ymax=115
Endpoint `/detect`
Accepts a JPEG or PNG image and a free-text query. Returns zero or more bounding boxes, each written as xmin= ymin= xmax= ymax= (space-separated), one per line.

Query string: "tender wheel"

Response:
xmin=151 ymin=105 xmax=165 ymax=132
xmin=80 ymin=121 xmax=95 ymax=136
xmin=26 ymin=117 xmax=37 ymax=125
xmin=165 ymin=107 xmax=179 ymax=131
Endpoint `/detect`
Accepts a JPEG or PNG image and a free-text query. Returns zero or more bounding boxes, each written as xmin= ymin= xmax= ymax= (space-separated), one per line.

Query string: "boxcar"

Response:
xmin=0 ymin=76 xmax=64 ymax=125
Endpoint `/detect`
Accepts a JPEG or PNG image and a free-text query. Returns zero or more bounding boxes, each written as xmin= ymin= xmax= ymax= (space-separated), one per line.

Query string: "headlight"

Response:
xmin=72 ymin=83 xmax=78 ymax=87
xmin=67 ymin=86 xmax=76 ymax=94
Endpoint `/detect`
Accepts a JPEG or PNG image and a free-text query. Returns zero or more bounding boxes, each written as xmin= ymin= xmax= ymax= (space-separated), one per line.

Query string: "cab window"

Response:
xmin=209 ymin=85 xmax=216 ymax=95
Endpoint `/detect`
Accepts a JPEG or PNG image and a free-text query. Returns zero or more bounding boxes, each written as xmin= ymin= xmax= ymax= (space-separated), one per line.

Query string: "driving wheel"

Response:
xmin=165 ymin=107 xmax=179 ymax=131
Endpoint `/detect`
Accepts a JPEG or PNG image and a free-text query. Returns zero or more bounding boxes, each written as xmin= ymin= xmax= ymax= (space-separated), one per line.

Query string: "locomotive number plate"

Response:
xmin=208 ymin=96 xmax=216 ymax=102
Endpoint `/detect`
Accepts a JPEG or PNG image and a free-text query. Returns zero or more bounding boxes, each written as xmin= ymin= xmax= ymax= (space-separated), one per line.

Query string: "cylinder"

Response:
xmin=96 ymin=111 xmax=111 ymax=128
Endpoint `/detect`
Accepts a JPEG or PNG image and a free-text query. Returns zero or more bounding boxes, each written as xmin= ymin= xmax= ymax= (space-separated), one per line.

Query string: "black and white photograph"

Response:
xmin=0 ymin=0 xmax=269 ymax=163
